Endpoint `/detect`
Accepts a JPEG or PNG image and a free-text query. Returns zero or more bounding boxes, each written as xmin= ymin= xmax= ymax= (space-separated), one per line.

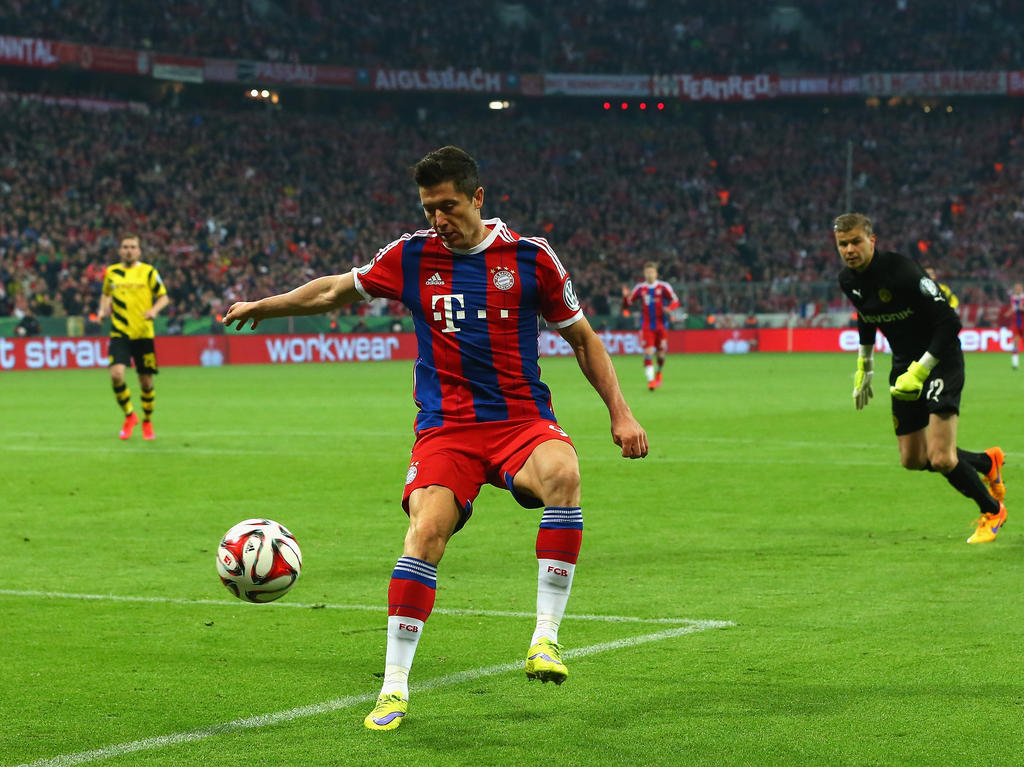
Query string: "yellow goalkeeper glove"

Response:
xmin=890 ymin=360 xmax=930 ymax=401
xmin=853 ymin=356 xmax=873 ymax=410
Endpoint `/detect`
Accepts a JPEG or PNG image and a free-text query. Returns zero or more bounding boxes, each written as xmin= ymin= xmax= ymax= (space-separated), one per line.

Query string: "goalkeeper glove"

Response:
xmin=853 ymin=356 xmax=874 ymax=409
xmin=890 ymin=361 xmax=930 ymax=401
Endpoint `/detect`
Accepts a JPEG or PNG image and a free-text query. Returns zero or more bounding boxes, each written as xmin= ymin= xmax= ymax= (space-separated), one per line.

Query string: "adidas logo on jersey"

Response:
xmin=425 ymin=272 xmax=445 ymax=286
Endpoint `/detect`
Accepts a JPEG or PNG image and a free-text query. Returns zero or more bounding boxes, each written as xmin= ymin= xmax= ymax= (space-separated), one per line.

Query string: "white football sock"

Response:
xmin=380 ymin=615 xmax=424 ymax=697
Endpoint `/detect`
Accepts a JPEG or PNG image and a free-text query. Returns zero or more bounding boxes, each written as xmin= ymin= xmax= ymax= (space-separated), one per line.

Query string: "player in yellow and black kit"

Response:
xmin=835 ymin=213 xmax=1006 ymax=543
xmin=97 ymin=235 xmax=169 ymax=440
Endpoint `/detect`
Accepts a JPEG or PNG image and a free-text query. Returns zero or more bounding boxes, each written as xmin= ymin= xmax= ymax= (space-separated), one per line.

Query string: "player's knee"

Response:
xmin=900 ymin=454 xmax=928 ymax=471
xmin=928 ymin=452 xmax=957 ymax=474
xmin=538 ymin=461 xmax=581 ymax=505
xmin=404 ymin=521 xmax=451 ymax=563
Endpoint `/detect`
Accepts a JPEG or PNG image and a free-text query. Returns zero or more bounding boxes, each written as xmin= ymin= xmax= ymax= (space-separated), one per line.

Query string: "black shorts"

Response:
xmin=108 ymin=337 xmax=159 ymax=375
xmin=890 ymin=354 xmax=963 ymax=436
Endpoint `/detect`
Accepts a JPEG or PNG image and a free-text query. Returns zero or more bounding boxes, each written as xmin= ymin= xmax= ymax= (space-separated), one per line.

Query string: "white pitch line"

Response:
xmin=0 ymin=589 xmax=716 ymax=626
xmin=0 ymin=431 xmax=891 ymax=451
xmin=10 ymin=620 xmax=732 ymax=767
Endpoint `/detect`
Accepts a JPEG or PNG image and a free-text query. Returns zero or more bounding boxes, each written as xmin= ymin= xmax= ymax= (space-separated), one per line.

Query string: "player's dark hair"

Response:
xmin=120 ymin=233 xmax=142 ymax=246
xmin=833 ymin=213 xmax=873 ymax=236
xmin=412 ymin=146 xmax=480 ymax=199
xmin=644 ymin=261 xmax=658 ymax=271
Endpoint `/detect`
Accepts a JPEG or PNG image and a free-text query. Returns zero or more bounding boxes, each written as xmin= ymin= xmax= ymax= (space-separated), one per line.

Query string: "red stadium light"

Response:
xmin=620 ymin=102 xmax=628 ymax=110
xmin=639 ymin=102 xmax=647 ymax=110
xmin=603 ymin=102 xmax=611 ymax=110
xmin=657 ymin=102 xmax=665 ymax=110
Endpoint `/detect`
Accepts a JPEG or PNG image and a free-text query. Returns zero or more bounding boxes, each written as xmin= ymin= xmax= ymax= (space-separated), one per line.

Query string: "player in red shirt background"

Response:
xmin=223 ymin=145 xmax=648 ymax=732
xmin=622 ymin=262 xmax=680 ymax=390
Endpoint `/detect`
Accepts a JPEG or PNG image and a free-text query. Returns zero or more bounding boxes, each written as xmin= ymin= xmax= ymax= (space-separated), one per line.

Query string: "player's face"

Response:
xmin=419 ymin=181 xmax=486 ymax=250
xmin=119 ymin=238 xmax=141 ymax=266
xmin=643 ymin=266 xmax=657 ymax=283
xmin=1015 ymin=283 xmax=1023 ymax=294
xmin=835 ymin=227 xmax=875 ymax=272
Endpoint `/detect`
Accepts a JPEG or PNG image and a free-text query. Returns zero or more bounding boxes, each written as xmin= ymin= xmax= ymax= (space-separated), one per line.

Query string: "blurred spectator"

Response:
xmin=15 ymin=310 xmax=41 ymax=337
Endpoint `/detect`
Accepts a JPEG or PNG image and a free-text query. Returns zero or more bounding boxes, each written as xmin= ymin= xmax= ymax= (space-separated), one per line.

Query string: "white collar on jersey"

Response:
xmin=440 ymin=217 xmax=505 ymax=255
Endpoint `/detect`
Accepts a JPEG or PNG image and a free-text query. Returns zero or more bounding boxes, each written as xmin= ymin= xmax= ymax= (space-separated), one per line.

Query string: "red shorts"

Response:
xmin=641 ymin=328 xmax=668 ymax=349
xmin=402 ymin=419 xmax=576 ymax=532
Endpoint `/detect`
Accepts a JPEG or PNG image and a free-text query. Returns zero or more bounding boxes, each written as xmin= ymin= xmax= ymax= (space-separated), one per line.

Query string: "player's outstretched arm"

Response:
xmin=223 ymin=273 xmax=361 ymax=331
xmin=559 ymin=316 xmax=648 ymax=459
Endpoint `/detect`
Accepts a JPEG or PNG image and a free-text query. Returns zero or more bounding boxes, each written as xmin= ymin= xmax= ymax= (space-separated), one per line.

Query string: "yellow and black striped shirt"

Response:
xmin=102 ymin=261 xmax=167 ymax=340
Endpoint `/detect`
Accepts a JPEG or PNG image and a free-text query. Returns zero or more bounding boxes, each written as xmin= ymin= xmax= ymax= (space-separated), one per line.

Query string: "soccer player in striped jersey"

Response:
xmin=224 ymin=146 xmax=648 ymax=731
xmin=97 ymin=235 xmax=169 ymax=440
xmin=1010 ymin=282 xmax=1023 ymax=371
xmin=622 ymin=262 xmax=679 ymax=390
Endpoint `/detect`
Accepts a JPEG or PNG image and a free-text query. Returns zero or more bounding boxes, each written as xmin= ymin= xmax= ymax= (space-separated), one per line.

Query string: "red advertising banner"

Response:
xmin=0 ymin=36 xmax=59 ymax=67
xmin=862 ymin=70 xmax=1005 ymax=96
xmin=543 ymin=73 xmax=650 ymax=97
xmin=314 ymin=65 xmax=358 ymax=87
xmin=369 ymin=67 xmax=506 ymax=93
xmin=203 ymin=58 xmax=238 ymax=83
xmin=59 ymin=42 xmax=148 ymax=75
xmin=779 ymin=75 xmax=862 ymax=97
xmin=1 ymin=328 xmax=1016 ymax=372
xmin=229 ymin=333 xmax=417 ymax=364
xmin=651 ymin=73 xmax=778 ymax=101
xmin=237 ymin=60 xmax=320 ymax=85
xmin=1009 ymin=71 xmax=1024 ymax=96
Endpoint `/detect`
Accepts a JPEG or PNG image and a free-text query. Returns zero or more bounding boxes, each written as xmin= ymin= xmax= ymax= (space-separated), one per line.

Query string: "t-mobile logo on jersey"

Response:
xmin=431 ymin=293 xmax=511 ymax=333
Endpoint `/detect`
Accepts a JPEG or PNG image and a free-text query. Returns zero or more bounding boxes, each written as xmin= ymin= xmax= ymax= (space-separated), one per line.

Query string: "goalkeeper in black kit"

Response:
xmin=834 ymin=213 xmax=1006 ymax=543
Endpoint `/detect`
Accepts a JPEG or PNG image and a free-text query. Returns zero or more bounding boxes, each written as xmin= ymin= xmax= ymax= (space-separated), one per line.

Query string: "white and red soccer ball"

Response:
xmin=216 ymin=519 xmax=302 ymax=603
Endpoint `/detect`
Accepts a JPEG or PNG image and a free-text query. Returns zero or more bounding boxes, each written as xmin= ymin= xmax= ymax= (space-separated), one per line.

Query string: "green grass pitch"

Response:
xmin=2 ymin=352 xmax=1021 ymax=767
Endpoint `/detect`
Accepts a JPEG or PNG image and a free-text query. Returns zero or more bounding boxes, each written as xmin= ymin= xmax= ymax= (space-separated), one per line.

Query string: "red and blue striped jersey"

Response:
xmin=624 ymin=280 xmax=680 ymax=331
xmin=352 ymin=218 xmax=584 ymax=433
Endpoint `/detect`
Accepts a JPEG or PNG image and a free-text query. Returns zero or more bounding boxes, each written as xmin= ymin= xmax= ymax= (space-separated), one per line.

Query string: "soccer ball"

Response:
xmin=216 ymin=518 xmax=302 ymax=603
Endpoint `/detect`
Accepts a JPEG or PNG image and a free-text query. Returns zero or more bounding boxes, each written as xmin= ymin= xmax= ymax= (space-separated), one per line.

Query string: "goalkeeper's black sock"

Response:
xmin=956 ymin=448 xmax=993 ymax=475
xmin=943 ymin=460 xmax=999 ymax=514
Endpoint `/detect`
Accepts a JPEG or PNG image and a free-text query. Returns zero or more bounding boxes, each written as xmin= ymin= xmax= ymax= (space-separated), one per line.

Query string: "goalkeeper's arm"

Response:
xmin=852 ymin=345 xmax=874 ymax=410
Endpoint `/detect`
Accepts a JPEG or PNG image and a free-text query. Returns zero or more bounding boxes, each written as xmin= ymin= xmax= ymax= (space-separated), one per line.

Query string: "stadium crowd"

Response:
xmin=3 ymin=0 xmax=1023 ymax=75
xmin=1 ymin=97 xmax=1022 ymax=327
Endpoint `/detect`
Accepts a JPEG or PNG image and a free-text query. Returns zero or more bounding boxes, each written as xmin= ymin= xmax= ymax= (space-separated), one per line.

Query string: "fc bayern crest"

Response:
xmin=492 ymin=268 xmax=515 ymax=291
xmin=405 ymin=462 xmax=419 ymax=485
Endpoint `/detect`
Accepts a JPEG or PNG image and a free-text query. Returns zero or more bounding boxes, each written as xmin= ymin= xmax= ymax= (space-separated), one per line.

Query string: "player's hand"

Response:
xmin=143 ymin=309 xmax=157 ymax=320
xmin=223 ymin=301 xmax=262 ymax=331
xmin=890 ymin=361 xmax=929 ymax=401
xmin=611 ymin=414 xmax=648 ymax=459
xmin=852 ymin=356 xmax=873 ymax=410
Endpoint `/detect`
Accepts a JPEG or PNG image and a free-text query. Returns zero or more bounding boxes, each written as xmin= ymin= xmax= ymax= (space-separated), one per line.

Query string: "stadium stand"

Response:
xmin=2 ymin=1 xmax=1023 ymax=331
xmin=1 ymin=96 xmax=1022 ymax=329
xmin=2 ymin=0 xmax=1023 ymax=74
